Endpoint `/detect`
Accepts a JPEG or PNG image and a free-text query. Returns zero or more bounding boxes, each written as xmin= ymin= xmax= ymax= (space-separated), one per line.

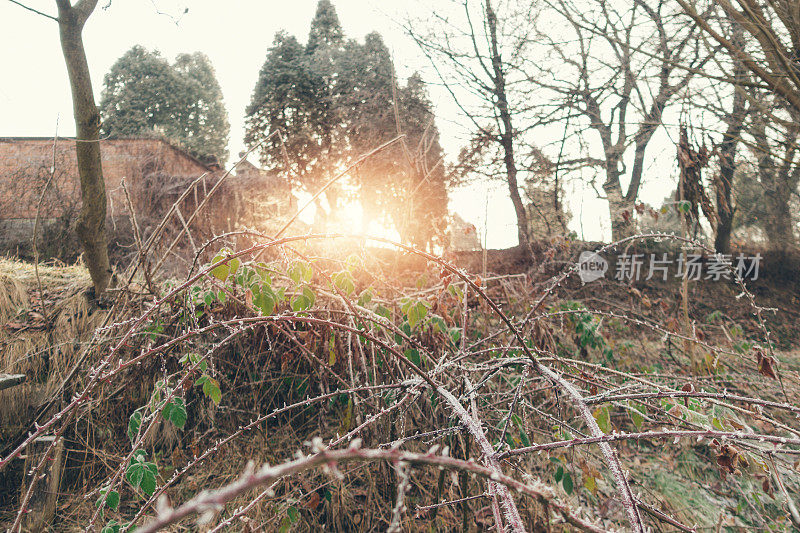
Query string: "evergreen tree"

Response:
xmin=340 ymin=33 xmax=401 ymax=228
xmin=100 ymin=46 xmax=230 ymax=164
xmin=396 ymin=73 xmax=448 ymax=249
xmin=244 ymin=32 xmax=330 ymax=196
xmin=304 ymin=0 xmax=347 ymax=212
xmin=100 ymin=46 xmax=176 ymax=137
xmin=172 ymin=53 xmax=230 ymax=164
xmin=245 ymin=0 xmax=449 ymax=246
xmin=306 ymin=0 xmax=344 ymax=54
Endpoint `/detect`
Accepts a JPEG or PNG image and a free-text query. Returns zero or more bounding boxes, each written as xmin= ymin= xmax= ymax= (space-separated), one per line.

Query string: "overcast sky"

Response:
xmin=1 ymin=0 xmax=683 ymax=247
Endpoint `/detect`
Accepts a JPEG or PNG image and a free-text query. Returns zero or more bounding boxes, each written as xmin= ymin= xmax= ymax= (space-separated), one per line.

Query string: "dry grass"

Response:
xmin=0 ymin=257 xmax=106 ymax=441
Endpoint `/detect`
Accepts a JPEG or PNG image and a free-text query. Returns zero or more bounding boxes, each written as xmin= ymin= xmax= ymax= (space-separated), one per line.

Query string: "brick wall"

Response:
xmin=0 ymin=137 xmax=211 ymax=220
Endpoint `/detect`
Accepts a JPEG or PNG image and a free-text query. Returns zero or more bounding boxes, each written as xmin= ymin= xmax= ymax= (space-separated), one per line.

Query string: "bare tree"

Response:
xmin=407 ymin=0 xmax=534 ymax=247
xmin=697 ymin=18 xmax=750 ymax=253
xmin=749 ymin=107 xmax=800 ymax=250
xmin=527 ymin=0 xmax=709 ymax=240
xmin=56 ymin=0 xmax=111 ymax=294
xmin=678 ymin=0 xmax=800 ymax=114
xmin=678 ymin=0 xmax=800 ymax=251
xmin=9 ymin=0 xmax=111 ymax=295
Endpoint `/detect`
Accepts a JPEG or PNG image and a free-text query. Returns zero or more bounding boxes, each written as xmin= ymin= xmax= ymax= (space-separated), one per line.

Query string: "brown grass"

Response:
xmin=0 ymin=257 xmax=105 ymax=441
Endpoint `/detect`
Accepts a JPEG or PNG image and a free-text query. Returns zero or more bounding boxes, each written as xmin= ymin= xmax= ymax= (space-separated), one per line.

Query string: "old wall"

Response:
xmin=0 ymin=138 xmax=213 ymax=262
xmin=0 ymin=138 xmax=210 ymax=221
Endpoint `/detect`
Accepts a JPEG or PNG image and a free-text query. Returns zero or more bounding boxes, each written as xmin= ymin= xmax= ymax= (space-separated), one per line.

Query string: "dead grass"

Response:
xmin=0 ymin=257 xmax=105 ymax=442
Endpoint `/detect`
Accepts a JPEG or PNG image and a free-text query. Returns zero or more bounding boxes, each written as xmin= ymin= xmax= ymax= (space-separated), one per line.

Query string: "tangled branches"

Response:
xmin=2 ymin=215 xmax=799 ymax=531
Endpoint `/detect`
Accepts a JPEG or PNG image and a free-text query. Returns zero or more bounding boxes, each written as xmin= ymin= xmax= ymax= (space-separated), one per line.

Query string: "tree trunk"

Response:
xmin=56 ymin=0 xmax=111 ymax=295
xmin=762 ymin=175 xmax=796 ymax=250
xmin=605 ymin=183 xmax=634 ymax=242
xmin=486 ymin=0 xmax=529 ymax=247
xmin=715 ymin=23 xmax=747 ymax=255
xmin=714 ymin=123 xmax=741 ymax=254
xmin=752 ymin=117 xmax=798 ymax=251
xmin=602 ymin=154 xmax=633 ymax=241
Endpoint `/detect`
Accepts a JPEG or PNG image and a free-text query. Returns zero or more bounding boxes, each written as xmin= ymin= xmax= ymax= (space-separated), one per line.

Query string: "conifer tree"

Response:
xmin=245 ymin=0 xmax=449 ymax=247
xmin=100 ymin=46 xmax=230 ymax=164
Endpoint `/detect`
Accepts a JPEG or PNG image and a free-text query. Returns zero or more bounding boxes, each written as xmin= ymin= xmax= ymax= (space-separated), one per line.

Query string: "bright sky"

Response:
xmin=1 ymin=0 xmax=683 ymax=247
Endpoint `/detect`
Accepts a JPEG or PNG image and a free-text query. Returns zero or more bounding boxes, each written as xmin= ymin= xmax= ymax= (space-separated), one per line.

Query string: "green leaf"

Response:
xmin=288 ymin=261 xmax=312 ymax=284
xmin=210 ymin=254 xmax=230 ymax=281
xmin=252 ymin=284 xmax=276 ymax=316
xmin=101 ymin=521 xmax=120 ymax=533
xmin=430 ymin=315 xmax=446 ymax=334
xmin=288 ymin=505 xmax=300 ymax=524
xmin=554 ymin=466 xmax=564 ymax=483
xmin=126 ymin=451 xmax=158 ymax=496
xmin=593 ymin=406 xmax=611 ymax=434
xmin=562 ymin=472 xmax=574 ymax=495
xmin=291 ymin=285 xmax=316 ymax=312
xmin=630 ymin=407 xmax=644 ymax=431
xmin=357 ymin=288 xmax=373 ymax=307
xmin=332 ymin=271 xmax=355 ymax=295
xmin=375 ymin=305 xmax=391 ymax=321
xmin=407 ymin=300 xmax=429 ymax=329
xmin=105 ymin=490 xmax=120 ymax=511
xmin=404 ymin=348 xmax=421 ymax=367
xmin=127 ymin=410 xmax=143 ymax=444
xmin=96 ymin=486 xmax=120 ymax=511
xmin=518 ymin=429 xmax=531 ymax=447
xmin=202 ymin=376 xmax=221 ymax=405
xmin=328 ymin=335 xmax=336 ymax=366
xmin=448 ymin=284 xmax=464 ymax=301
xmin=161 ymin=397 xmax=187 ymax=429
xmin=278 ymin=516 xmax=292 ymax=533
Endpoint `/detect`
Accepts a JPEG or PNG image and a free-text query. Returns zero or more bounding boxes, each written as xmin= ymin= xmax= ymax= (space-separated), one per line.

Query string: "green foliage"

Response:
xmin=201 ymin=376 xmax=222 ymax=405
xmin=400 ymin=298 xmax=429 ymax=329
xmin=96 ymin=486 xmax=120 ymax=512
xmin=291 ymin=285 xmax=316 ymax=312
xmin=552 ymin=460 xmax=574 ymax=495
xmin=210 ymin=251 xmax=240 ymax=281
xmin=244 ymin=2 xmax=448 ymax=246
xmin=555 ymin=301 xmax=614 ymax=361
xmin=357 ymin=288 xmax=373 ymax=307
xmin=331 ymin=270 xmax=355 ymax=295
xmin=288 ymin=261 xmax=313 ymax=284
xmin=100 ymin=46 xmax=230 ymax=164
xmin=101 ymin=521 xmax=121 ymax=533
xmin=629 ymin=401 xmax=646 ymax=431
xmin=161 ymin=397 xmax=187 ymax=429
xmin=593 ymin=405 xmax=611 ymax=433
xmin=126 ymin=450 xmax=158 ymax=496
xmin=127 ymin=409 xmax=143 ymax=444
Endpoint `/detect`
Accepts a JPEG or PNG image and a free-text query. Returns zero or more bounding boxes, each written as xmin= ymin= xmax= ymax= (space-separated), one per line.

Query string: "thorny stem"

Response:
xmin=136 ymin=447 xmax=606 ymax=533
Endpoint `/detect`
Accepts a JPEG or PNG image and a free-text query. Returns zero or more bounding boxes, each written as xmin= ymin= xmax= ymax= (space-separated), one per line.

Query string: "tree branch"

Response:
xmin=8 ymin=0 xmax=58 ymax=21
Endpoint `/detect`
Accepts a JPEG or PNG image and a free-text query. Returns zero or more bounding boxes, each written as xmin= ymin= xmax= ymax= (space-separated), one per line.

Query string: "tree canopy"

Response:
xmin=100 ymin=46 xmax=230 ymax=165
xmin=245 ymin=1 xmax=448 ymax=249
